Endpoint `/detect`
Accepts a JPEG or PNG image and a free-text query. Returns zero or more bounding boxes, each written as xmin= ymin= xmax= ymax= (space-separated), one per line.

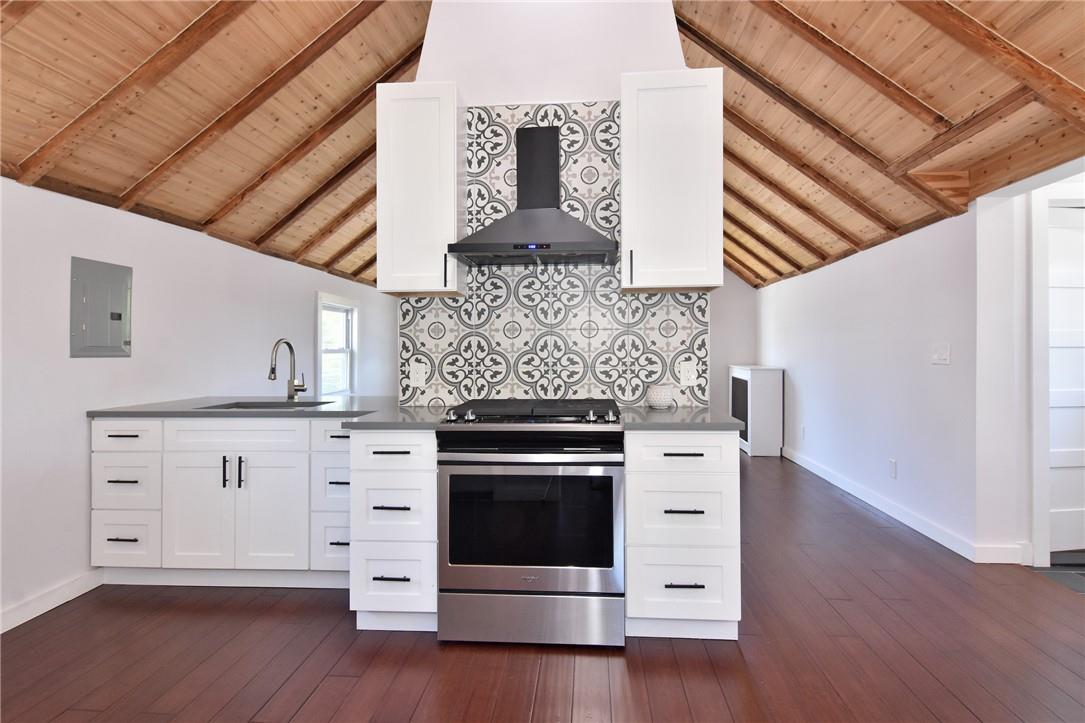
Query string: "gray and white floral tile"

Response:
xmin=398 ymin=100 xmax=709 ymax=407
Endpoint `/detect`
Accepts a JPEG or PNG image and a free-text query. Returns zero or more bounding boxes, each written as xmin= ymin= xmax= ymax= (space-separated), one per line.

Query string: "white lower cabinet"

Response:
xmin=626 ymin=546 xmax=740 ymax=621
xmin=310 ymin=512 xmax=351 ymax=571
xmin=162 ymin=453 xmax=236 ymax=569
xmin=350 ymin=470 xmax=437 ymax=542
xmin=92 ymin=452 xmax=162 ymax=510
xmin=349 ymin=541 xmax=437 ymax=612
xmin=234 ymin=452 xmax=309 ymax=570
xmin=91 ymin=510 xmax=162 ymax=567
xmin=310 ymin=453 xmax=351 ymax=512
xmin=626 ymin=472 xmax=739 ymax=548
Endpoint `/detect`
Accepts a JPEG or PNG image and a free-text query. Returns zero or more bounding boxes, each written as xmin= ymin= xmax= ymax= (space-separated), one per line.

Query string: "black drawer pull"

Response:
xmin=106 ymin=433 xmax=140 ymax=439
xmin=328 ymin=480 xmax=350 ymax=486
xmin=372 ymin=450 xmax=411 ymax=455
xmin=330 ymin=434 xmax=350 ymax=439
xmin=107 ymin=537 xmax=139 ymax=543
xmin=665 ymin=583 xmax=706 ymax=589
xmin=663 ymin=452 xmax=705 ymax=458
xmin=372 ymin=505 xmax=411 ymax=511
xmin=372 ymin=575 xmax=411 ymax=583
xmin=664 ymin=509 xmax=705 ymax=515
xmin=329 ymin=541 xmax=350 ymax=546
xmin=107 ymin=479 xmax=140 ymax=485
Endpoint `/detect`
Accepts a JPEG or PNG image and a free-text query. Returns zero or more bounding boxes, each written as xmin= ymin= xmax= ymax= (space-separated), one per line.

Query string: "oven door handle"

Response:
xmin=437 ymin=452 xmax=624 ymax=465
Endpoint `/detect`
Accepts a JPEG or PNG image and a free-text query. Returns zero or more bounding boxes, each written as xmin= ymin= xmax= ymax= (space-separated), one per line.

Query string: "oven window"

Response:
xmin=448 ymin=473 xmax=614 ymax=568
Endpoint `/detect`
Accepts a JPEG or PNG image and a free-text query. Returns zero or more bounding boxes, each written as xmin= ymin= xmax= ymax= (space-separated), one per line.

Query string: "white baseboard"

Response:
xmin=625 ymin=618 xmax=738 ymax=640
xmin=1 ymin=568 xmax=104 ymax=633
xmin=782 ymin=447 xmax=985 ymax=563
xmin=973 ymin=543 xmax=1032 ymax=564
xmin=102 ymin=568 xmax=348 ymax=588
xmin=357 ymin=610 xmax=437 ymax=632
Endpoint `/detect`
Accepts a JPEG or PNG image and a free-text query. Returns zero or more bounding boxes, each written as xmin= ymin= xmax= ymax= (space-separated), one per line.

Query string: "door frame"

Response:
xmin=1029 ymin=186 xmax=1052 ymax=568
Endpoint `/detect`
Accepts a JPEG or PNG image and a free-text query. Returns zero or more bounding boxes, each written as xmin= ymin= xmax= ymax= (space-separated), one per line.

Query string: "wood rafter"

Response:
xmin=723 ymin=257 xmax=764 ymax=287
xmin=723 ymin=147 xmax=865 ymax=249
xmin=750 ymin=0 xmax=951 ymax=130
xmin=117 ymin=1 xmax=384 ymax=210
xmin=726 ymin=185 xmax=833 ymax=263
xmin=725 ymin=213 xmax=809 ymax=271
xmin=725 ymin=229 xmax=795 ymax=275
xmin=16 ymin=1 xmax=253 ymax=184
xmin=903 ymin=0 xmax=1085 ymax=134
xmin=290 ymin=188 xmax=376 ymax=261
xmin=725 ymin=253 xmax=768 ymax=285
xmin=324 ymin=224 xmax=376 ymax=270
xmin=352 ymin=254 xmax=377 ymax=278
xmin=0 ymin=0 xmax=40 ymax=38
xmin=678 ymin=13 xmax=964 ymax=218
xmin=204 ymin=39 xmax=421 ymax=228
xmin=253 ymin=141 xmax=376 ymax=247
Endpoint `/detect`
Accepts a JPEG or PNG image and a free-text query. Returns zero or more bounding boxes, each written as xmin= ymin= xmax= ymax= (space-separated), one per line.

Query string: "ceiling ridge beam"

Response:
xmin=324 ymin=224 xmax=376 ymax=270
xmin=252 ymin=141 xmax=376 ymax=247
xmin=887 ymin=84 xmax=1036 ymax=174
xmin=903 ymin=0 xmax=1085 ymax=134
xmin=724 ymin=229 xmax=797 ymax=274
xmin=16 ymin=1 xmax=253 ymax=185
xmin=204 ymin=38 xmax=421 ymax=228
xmin=291 ymin=188 xmax=376 ymax=260
xmin=677 ymin=14 xmax=963 ymax=218
xmin=724 ymin=146 xmax=865 ymax=249
xmin=725 ymin=213 xmax=811 ymax=271
xmin=749 ymin=0 xmax=952 ymax=130
xmin=117 ymin=0 xmax=384 ymax=210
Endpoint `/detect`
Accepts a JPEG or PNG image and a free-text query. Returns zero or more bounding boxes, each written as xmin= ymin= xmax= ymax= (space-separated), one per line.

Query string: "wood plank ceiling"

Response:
xmin=2 ymin=1 xmax=1083 ymax=289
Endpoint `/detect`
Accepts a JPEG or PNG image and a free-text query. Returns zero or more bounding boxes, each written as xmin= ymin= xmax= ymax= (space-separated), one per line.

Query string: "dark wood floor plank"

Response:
xmin=638 ymin=639 xmax=692 ymax=723
xmin=407 ymin=642 xmax=479 ymax=722
xmin=670 ymin=639 xmax=733 ymax=722
xmin=369 ymin=633 xmax=441 ymax=723
xmin=530 ymin=647 xmax=575 ymax=723
xmin=571 ymin=649 xmax=611 ymax=723
xmin=702 ymin=642 xmax=770 ymax=723
xmin=290 ymin=675 xmax=358 ymax=723
xmin=607 ymin=638 xmax=650 ymax=723
xmin=451 ymin=645 xmax=510 ymax=722
xmin=487 ymin=645 xmax=543 ymax=723
xmin=329 ymin=632 xmax=419 ymax=723
xmin=329 ymin=629 xmax=389 ymax=677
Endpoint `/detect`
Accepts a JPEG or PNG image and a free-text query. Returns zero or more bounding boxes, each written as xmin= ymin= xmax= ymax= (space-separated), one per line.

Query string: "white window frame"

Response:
xmin=316 ymin=292 xmax=360 ymax=397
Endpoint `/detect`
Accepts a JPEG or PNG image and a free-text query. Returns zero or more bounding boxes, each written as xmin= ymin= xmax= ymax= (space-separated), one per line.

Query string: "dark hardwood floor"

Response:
xmin=3 ymin=456 xmax=1083 ymax=722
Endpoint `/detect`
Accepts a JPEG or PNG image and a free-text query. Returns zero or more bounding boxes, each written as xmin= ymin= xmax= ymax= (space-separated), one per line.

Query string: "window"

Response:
xmin=319 ymin=302 xmax=354 ymax=395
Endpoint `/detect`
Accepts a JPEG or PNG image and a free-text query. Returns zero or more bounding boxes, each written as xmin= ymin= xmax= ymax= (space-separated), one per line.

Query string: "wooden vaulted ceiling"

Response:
xmin=2 ymin=1 xmax=1083 ymax=289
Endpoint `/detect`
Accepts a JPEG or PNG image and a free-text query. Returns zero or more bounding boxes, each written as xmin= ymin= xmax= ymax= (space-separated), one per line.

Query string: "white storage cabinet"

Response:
xmin=729 ymin=365 xmax=784 ymax=456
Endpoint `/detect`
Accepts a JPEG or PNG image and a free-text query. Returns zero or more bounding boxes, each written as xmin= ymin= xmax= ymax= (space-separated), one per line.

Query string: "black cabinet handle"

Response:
xmin=665 ymin=583 xmax=706 ymax=589
xmin=372 ymin=450 xmax=410 ymax=455
xmin=107 ymin=537 xmax=139 ymax=543
xmin=329 ymin=541 xmax=350 ymax=546
xmin=106 ymin=433 xmax=140 ymax=439
xmin=237 ymin=456 xmax=245 ymax=489
xmin=222 ymin=455 xmax=229 ymax=488
xmin=628 ymin=249 xmax=633 ymax=285
xmin=443 ymin=253 xmax=448 ymax=287
xmin=663 ymin=452 xmax=705 ymax=458
xmin=372 ymin=505 xmax=411 ymax=511
xmin=330 ymin=434 xmax=350 ymax=439
xmin=107 ymin=479 xmax=140 ymax=485
xmin=372 ymin=575 xmax=410 ymax=583
xmin=664 ymin=509 xmax=705 ymax=515
xmin=328 ymin=480 xmax=350 ymax=486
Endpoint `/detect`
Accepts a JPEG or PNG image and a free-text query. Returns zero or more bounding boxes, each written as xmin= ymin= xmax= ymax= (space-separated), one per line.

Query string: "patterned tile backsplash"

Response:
xmin=398 ymin=101 xmax=709 ymax=408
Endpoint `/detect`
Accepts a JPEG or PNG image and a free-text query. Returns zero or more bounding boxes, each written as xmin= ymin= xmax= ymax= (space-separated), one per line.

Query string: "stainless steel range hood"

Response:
xmin=447 ymin=126 xmax=618 ymax=266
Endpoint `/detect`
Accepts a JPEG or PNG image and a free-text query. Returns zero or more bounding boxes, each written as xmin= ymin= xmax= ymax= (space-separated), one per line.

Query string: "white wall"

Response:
xmin=758 ymin=212 xmax=980 ymax=557
xmin=417 ymin=0 xmax=685 ymax=105
xmin=0 ymin=179 xmax=398 ymax=625
xmin=709 ymin=269 xmax=758 ymax=400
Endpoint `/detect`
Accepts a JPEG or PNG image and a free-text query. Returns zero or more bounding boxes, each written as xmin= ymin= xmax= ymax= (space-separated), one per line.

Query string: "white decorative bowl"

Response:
xmin=645 ymin=384 xmax=677 ymax=410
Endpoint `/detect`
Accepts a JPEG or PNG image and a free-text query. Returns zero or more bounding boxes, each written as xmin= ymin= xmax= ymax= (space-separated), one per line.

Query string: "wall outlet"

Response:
xmin=931 ymin=341 xmax=952 ymax=365
xmin=678 ymin=360 xmax=697 ymax=387
xmin=409 ymin=361 xmax=427 ymax=389
xmin=889 ymin=458 xmax=897 ymax=479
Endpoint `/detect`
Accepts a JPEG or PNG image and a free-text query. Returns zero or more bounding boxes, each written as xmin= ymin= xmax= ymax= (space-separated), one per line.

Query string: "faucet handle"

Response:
xmin=295 ymin=372 xmax=307 ymax=392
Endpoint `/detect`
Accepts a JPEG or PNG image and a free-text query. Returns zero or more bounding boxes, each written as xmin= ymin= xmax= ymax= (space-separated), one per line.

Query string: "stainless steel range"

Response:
xmin=436 ymin=399 xmax=625 ymax=647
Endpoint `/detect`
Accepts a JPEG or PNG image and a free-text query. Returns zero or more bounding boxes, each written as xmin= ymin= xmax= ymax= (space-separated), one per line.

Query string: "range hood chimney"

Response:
xmin=447 ymin=126 xmax=618 ymax=267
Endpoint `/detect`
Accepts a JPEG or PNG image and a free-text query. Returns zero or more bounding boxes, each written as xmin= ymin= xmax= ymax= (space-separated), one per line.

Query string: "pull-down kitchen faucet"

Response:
xmin=268 ymin=338 xmax=307 ymax=401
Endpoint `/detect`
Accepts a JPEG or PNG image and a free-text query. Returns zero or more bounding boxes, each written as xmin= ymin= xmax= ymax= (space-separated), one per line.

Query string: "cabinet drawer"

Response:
xmin=351 ymin=432 xmax=436 ymax=471
xmin=625 ymin=432 xmax=738 ymax=473
xmin=311 ymin=421 xmax=352 ymax=452
xmin=626 ymin=546 xmax=740 ymax=621
xmin=311 ymin=453 xmax=351 ymax=512
xmin=91 ymin=452 xmax=162 ymax=510
xmin=91 ymin=510 xmax=162 ymax=568
xmin=310 ymin=512 xmax=350 ymax=571
xmin=627 ymin=472 xmax=738 ymax=547
xmin=164 ymin=419 xmax=309 ymax=452
xmin=350 ymin=471 xmax=437 ymax=542
xmin=349 ymin=542 xmax=436 ymax=612
xmin=91 ymin=420 xmax=162 ymax=452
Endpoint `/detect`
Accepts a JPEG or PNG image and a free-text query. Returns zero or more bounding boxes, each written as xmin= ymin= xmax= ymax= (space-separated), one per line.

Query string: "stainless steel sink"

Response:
xmin=197 ymin=401 xmax=334 ymax=410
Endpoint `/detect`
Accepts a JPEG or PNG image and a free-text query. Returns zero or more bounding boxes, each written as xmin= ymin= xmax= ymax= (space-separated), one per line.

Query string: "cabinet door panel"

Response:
xmin=310 ymin=452 xmax=351 ymax=512
xmin=235 ymin=452 xmax=309 ymax=570
xmin=162 ymin=453 xmax=235 ymax=569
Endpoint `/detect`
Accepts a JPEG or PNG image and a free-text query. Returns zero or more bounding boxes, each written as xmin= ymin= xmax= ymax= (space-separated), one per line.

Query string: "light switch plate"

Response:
xmin=931 ymin=342 xmax=952 ymax=365
xmin=409 ymin=361 xmax=427 ymax=389
xmin=678 ymin=360 xmax=696 ymax=387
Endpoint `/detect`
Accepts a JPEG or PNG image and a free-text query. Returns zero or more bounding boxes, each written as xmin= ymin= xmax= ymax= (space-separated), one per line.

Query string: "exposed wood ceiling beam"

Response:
xmin=724 ymin=229 xmax=796 ymax=275
xmin=723 ymin=147 xmax=865 ymax=249
xmin=352 ymin=254 xmax=378 ymax=278
xmin=253 ymin=141 xmax=376 ymax=247
xmin=16 ymin=1 xmax=253 ymax=185
xmin=887 ymin=85 xmax=1036 ymax=174
xmin=723 ymin=257 xmax=764 ymax=288
xmin=117 ymin=1 xmax=384 ymax=210
xmin=290 ymin=188 xmax=376 ymax=261
xmin=725 ymin=216 xmax=807 ymax=271
xmin=903 ymin=0 xmax=1085 ymax=134
xmin=725 ymin=186 xmax=835 ymax=264
xmin=324 ymin=224 xmax=376 ymax=270
xmin=725 ymin=253 xmax=768 ymax=285
xmin=678 ymin=14 xmax=964 ymax=218
xmin=204 ymin=39 xmax=421 ymax=228
xmin=750 ymin=0 xmax=951 ymax=130
xmin=1 ymin=0 xmax=41 ymax=38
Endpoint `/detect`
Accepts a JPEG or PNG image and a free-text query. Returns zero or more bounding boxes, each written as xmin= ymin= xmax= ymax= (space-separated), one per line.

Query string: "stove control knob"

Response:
xmin=605 ymin=409 xmax=617 ymax=423
xmin=445 ymin=409 xmax=459 ymax=423
xmin=586 ymin=409 xmax=597 ymax=422
xmin=464 ymin=409 xmax=477 ymax=422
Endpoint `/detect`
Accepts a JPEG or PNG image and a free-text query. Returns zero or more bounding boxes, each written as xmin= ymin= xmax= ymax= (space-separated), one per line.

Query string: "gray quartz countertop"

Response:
xmin=86 ymin=396 xmax=391 ymax=419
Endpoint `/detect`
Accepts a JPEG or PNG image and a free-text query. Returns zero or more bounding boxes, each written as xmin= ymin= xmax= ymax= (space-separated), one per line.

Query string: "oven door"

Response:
xmin=438 ymin=461 xmax=624 ymax=595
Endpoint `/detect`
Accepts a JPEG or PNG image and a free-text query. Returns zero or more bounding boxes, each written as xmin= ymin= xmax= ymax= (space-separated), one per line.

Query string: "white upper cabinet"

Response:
xmin=620 ymin=68 xmax=724 ymax=290
xmin=376 ymin=81 xmax=465 ymax=295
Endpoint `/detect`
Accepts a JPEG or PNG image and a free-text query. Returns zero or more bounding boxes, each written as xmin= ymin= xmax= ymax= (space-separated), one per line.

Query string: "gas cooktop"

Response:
xmin=442 ymin=398 xmax=620 ymax=425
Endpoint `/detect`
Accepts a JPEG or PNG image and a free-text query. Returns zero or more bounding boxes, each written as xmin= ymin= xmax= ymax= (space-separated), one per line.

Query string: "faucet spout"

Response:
xmin=269 ymin=338 xmax=307 ymax=401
